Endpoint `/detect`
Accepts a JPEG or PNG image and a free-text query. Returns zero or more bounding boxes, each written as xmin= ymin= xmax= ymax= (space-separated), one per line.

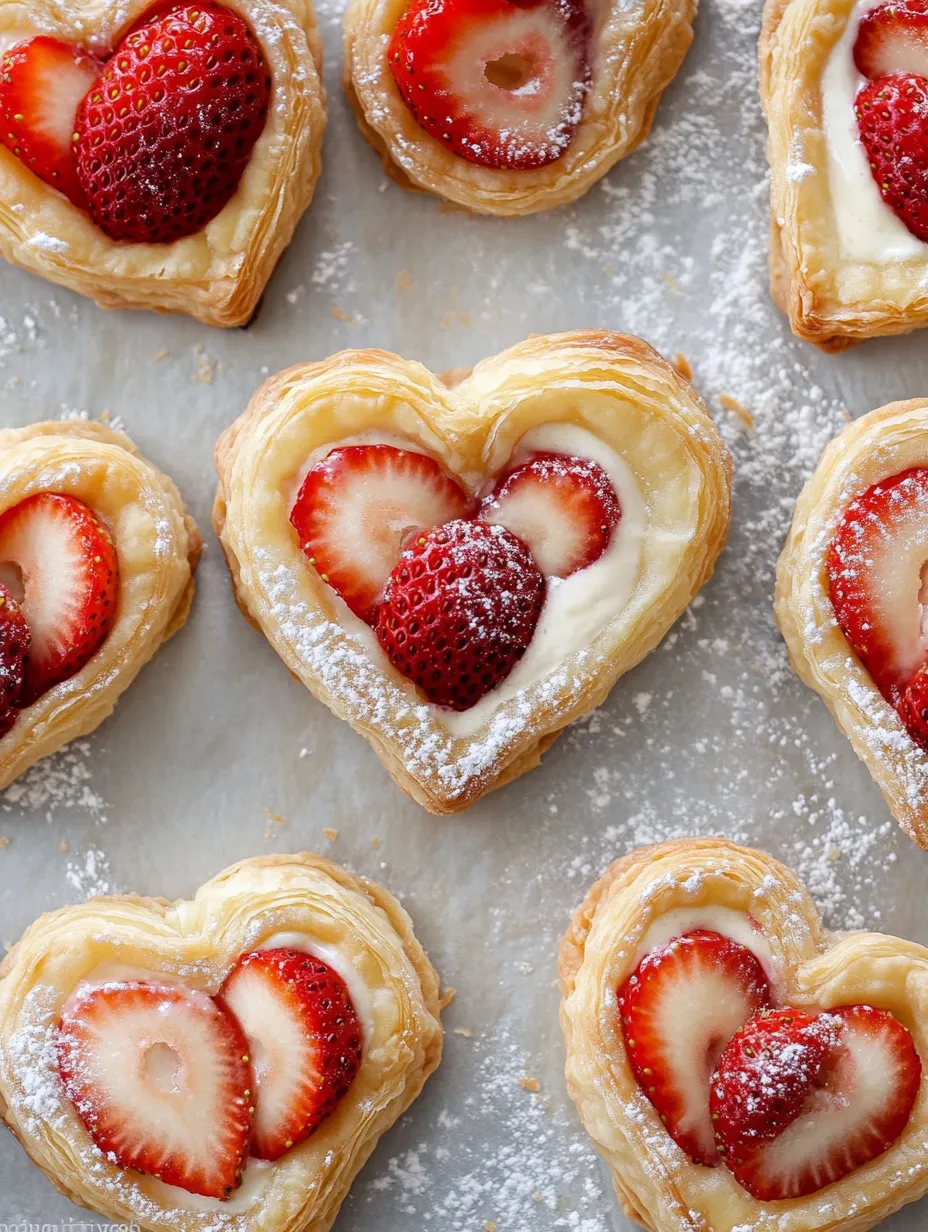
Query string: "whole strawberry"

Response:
xmin=375 ymin=518 xmax=545 ymax=710
xmin=856 ymin=73 xmax=928 ymax=242
xmin=0 ymin=583 xmax=30 ymax=738
xmin=74 ymin=1 xmax=270 ymax=243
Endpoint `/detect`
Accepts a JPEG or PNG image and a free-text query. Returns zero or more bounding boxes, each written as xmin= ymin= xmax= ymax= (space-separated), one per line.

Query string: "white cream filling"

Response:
xmin=71 ymin=932 xmax=370 ymax=1214
xmin=822 ymin=0 xmax=928 ymax=263
xmin=289 ymin=423 xmax=646 ymax=736
xmin=635 ymin=906 xmax=777 ymax=983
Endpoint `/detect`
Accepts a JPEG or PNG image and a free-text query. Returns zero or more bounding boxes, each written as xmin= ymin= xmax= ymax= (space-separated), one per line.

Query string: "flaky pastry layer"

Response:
xmin=0 ymin=852 xmax=443 ymax=1232
xmin=343 ymin=0 xmax=696 ymax=216
xmin=0 ymin=419 xmax=200 ymax=790
xmin=559 ymin=837 xmax=928 ymax=1232
xmin=760 ymin=0 xmax=928 ymax=350
xmin=0 ymin=0 xmax=325 ymax=326
xmin=775 ymin=400 xmax=928 ymax=848
xmin=213 ymin=330 xmax=732 ymax=814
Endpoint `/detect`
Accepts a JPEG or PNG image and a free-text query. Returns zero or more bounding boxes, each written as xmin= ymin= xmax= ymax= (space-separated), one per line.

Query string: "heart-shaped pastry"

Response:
xmin=343 ymin=0 xmax=697 ymax=216
xmin=559 ymin=837 xmax=928 ymax=1232
xmin=0 ymin=0 xmax=325 ymax=327
xmin=213 ymin=331 xmax=732 ymax=814
xmin=776 ymin=399 xmax=928 ymax=849
xmin=761 ymin=0 xmax=928 ymax=349
xmin=0 ymin=419 xmax=199 ymax=791
xmin=0 ymin=852 xmax=443 ymax=1231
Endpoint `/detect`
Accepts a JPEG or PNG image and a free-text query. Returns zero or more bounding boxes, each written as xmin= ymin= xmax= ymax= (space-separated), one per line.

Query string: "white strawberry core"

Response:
xmin=483 ymin=481 xmax=587 ymax=576
xmin=32 ymin=49 xmax=99 ymax=148
xmin=220 ymin=962 xmax=320 ymax=1148
xmin=442 ymin=12 xmax=582 ymax=154
xmin=862 ymin=22 xmax=928 ymax=79
xmin=0 ymin=503 xmax=89 ymax=659
xmin=751 ymin=1017 xmax=905 ymax=1194
xmin=649 ymin=962 xmax=764 ymax=1158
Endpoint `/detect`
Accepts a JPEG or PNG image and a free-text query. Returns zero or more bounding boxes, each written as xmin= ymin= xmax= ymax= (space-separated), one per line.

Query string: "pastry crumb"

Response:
xmin=371 ymin=836 xmax=381 ymax=849
xmin=193 ymin=346 xmax=216 ymax=384
xmin=519 ymin=1077 xmax=540 ymax=1093
xmin=453 ymin=1027 xmax=474 ymax=1038
xmin=152 ymin=347 xmax=171 ymax=362
xmin=672 ymin=352 xmax=693 ymax=381
xmin=59 ymin=841 xmax=69 ymax=853
xmin=717 ymin=392 xmax=754 ymax=429
xmin=439 ymin=310 xmax=455 ymax=329
xmin=331 ymin=307 xmax=353 ymax=323
xmin=484 ymin=1222 xmax=497 ymax=1231
xmin=0 ymin=836 xmax=9 ymax=849
xmin=99 ymin=408 xmax=112 ymax=423
xmin=662 ymin=271 xmax=680 ymax=291
xmin=322 ymin=827 xmax=339 ymax=842
xmin=396 ymin=270 xmax=411 ymax=291
xmin=264 ymin=809 xmax=287 ymax=838
xmin=828 ymin=845 xmax=843 ymax=862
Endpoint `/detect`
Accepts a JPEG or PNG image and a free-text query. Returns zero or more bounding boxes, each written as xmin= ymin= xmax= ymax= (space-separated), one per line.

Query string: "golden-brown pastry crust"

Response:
xmin=0 ymin=418 xmax=200 ymax=789
xmin=0 ymin=0 xmax=326 ymax=327
xmin=559 ymin=837 xmax=928 ymax=1232
xmin=760 ymin=0 xmax=928 ymax=350
xmin=775 ymin=400 xmax=928 ymax=849
xmin=0 ymin=851 xmax=443 ymax=1232
xmin=343 ymin=0 xmax=696 ymax=216
xmin=213 ymin=330 xmax=732 ymax=814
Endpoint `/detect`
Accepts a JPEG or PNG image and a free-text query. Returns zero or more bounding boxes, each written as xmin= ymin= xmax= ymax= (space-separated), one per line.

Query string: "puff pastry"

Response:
xmin=0 ymin=851 xmax=443 ymax=1232
xmin=559 ymin=836 xmax=928 ymax=1232
xmin=343 ymin=0 xmax=696 ymax=216
xmin=776 ymin=399 xmax=928 ymax=850
xmin=213 ymin=330 xmax=732 ymax=814
xmin=760 ymin=0 xmax=928 ymax=350
xmin=0 ymin=418 xmax=199 ymax=790
xmin=0 ymin=0 xmax=325 ymax=327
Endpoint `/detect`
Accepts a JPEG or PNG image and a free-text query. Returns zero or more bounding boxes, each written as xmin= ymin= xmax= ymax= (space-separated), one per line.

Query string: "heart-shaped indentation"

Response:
xmin=0 ymin=419 xmax=199 ymax=792
xmin=776 ymin=399 xmax=928 ymax=849
xmin=0 ymin=853 xmax=443 ymax=1230
xmin=213 ymin=331 xmax=732 ymax=814
xmin=559 ymin=837 xmax=928 ymax=1232
xmin=343 ymin=0 xmax=697 ymax=216
xmin=0 ymin=0 xmax=325 ymax=326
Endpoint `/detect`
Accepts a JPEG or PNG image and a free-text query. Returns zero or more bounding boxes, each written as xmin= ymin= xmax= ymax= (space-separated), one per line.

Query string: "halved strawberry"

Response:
xmin=826 ymin=467 xmax=928 ymax=699
xmin=0 ymin=493 xmax=119 ymax=705
xmin=712 ymin=1004 xmax=921 ymax=1200
xmin=57 ymin=981 xmax=253 ymax=1199
xmin=479 ymin=451 xmax=621 ymax=577
xmin=854 ymin=0 xmax=928 ymax=80
xmin=289 ymin=445 xmax=474 ymax=623
xmin=218 ymin=949 xmax=362 ymax=1161
xmin=855 ymin=75 xmax=928 ymax=243
xmin=0 ymin=37 xmax=101 ymax=207
xmin=617 ymin=929 xmax=773 ymax=1167
xmin=0 ymin=583 xmax=30 ymax=738
xmin=388 ymin=0 xmax=591 ymax=169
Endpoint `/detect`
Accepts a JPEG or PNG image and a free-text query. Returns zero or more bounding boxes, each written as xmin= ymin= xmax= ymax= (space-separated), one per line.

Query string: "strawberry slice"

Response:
xmin=388 ymin=0 xmax=591 ymax=169
xmin=617 ymin=929 xmax=773 ymax=1167
xmin=289 ymin=444 xmax=474 ymax=623
xmin=826 ymin=467 xmax=928 ymax=699
xmin=0 ymin=583 xmax=30 ymax=738
xmin=478 ymin=451 xmax=621 ymax=577
xmin=855 ymin=74 xmax=928 ymax=243
xmin=0 ymin=37 xmax=101 ymax=207
xmin=712 ymin=1004 xmax=921 ymax=1200
xmin=854 ymin=0 xmax=928 ymax=80
xmin=898 ymin=661 xmax=928 ymax=748
xmin=0 ymin=493 xmax=119 ymax=705
xmin=218 ymin=949 xmax=362 ymax=1161
xmin=57 ymin=981 xmax=253 ymax=1199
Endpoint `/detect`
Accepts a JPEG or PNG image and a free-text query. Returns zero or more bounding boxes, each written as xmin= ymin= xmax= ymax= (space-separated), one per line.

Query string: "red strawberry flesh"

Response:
xmin=712 ymin=1004 xmax=921 ymax=1200
xmin=57 ymin=981 xmax=253 ymax=1199
xmin=826 ymin=467 xmax=928 ymax=700
xmin=290 ymin=444 xmax=474 ymax=623
xmin=479 ymin=451 xmax=621 ymax=576
xmin=618 ymin=928 xmax=773 ymax=1166
xmin=73 ymin=1 xmax=270 ymax=244
xmin=0 ymin=493 xmax=119 ymax=705
xmin=855 ymin=73 xmax=928 ymax=243
xmin=0 ymin=583 xmax=30 ymax=737
xmin=854 ymin=0 xmax=928 ymax=80
xmin=388 ymin=0 xmax=591 ymax=169
xmin=218 ymin=948 xmax=362 ymax=1161
xmin=0 ymin=36 xmax=101 ymax=207
xmin=898 ymin=660 xmax=928 ymax=748
xmin=374 ymin=517 xmax=546 ymax=709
